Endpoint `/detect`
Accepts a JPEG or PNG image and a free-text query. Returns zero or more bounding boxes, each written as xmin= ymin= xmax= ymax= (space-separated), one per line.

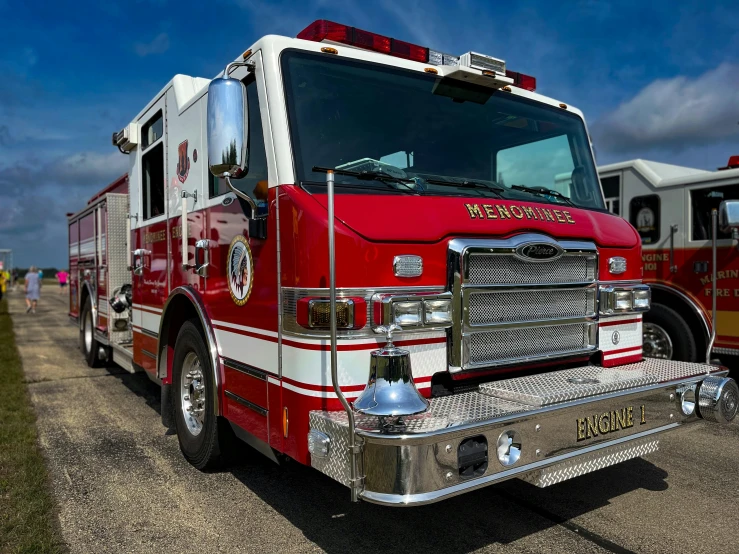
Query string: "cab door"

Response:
xmin=132 ymin=102 xmax=169 ymax=375
xmin=686 ymin=182 xmax=739 ymax=352
xmin=203 ymin=53 xmax=279 ymax=449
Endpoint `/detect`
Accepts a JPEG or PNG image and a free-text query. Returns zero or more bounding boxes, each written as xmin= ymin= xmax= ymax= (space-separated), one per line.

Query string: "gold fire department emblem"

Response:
xmin=227 ymin=235 xmax=254 ymax=306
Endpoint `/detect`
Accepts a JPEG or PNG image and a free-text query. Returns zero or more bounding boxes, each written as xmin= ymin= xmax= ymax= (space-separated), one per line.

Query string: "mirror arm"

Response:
xmin=223 ymin=175 xmax=265 ymax=221
xmin=223 ymin=61 xmax=255 ymax=79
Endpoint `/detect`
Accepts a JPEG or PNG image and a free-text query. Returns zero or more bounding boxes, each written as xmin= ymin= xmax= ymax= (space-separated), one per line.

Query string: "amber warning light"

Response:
xmin=297 ymin=20 xmax=536 ymax=91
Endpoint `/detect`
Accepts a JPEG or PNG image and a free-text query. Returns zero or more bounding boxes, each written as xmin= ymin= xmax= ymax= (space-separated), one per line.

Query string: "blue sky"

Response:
xmin=1 ymin=0 xmax=738 ymax=268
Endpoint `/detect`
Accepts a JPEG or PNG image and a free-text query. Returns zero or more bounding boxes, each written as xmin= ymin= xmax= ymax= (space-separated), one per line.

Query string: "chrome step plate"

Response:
xmin=520 ymin=436 xmax=660 ymax=488
xmin=479 ymin=358 xmax=718 ymax=407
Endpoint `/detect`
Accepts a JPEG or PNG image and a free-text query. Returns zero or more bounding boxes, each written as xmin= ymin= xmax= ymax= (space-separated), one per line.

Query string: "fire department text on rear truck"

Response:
xmin=67 ymin=19 xmax=739 ymax=506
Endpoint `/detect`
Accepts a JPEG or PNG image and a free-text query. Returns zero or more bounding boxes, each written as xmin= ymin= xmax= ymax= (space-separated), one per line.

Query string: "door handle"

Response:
xmin=194 ymin=240 xmax=211 ymax=278
xmin=132 ymin=249 xmax=150 ymax=276
xmin=669 ymin=225 xmax=678 ymax=273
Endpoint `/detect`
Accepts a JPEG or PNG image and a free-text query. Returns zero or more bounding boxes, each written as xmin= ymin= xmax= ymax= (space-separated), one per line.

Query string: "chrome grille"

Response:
xmin=468 ymin=288 xmax=596 ymax=326
xmin=467 ymin=254 xmax=596 ymax=285
xmin=467 ymin=323 xmax=595 ymax=367
xmin=449 ymin=236 xmax=598 ymax=372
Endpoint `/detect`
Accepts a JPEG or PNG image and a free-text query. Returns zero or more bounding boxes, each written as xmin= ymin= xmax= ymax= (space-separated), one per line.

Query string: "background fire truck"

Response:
xmin=598 ymin=157 xmax=739 ymax=364
xmin=68 ymin=20 xmax=739 ymax=506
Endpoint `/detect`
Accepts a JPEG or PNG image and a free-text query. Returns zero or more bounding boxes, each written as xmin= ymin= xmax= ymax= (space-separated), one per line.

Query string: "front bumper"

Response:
xmin=309 ymin=359 xmax=737 ymax=506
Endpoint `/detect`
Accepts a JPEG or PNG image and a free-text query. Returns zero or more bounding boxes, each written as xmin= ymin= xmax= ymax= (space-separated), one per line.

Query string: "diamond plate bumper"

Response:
xmin=309 ymin=359 xmax=731 ymax=506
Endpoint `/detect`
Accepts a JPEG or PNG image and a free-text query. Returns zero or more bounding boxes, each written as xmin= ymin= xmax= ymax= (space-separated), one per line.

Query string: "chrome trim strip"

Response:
xmin=225 ymin=390 xmax=268 ymax=417
xmin=223 ymin=357 xmax=268 ymax=381
xmin=158 ymin=286 xmax=221 ymax=415
xmin=140 ymin=327 xmax=159 ymax=339
xmin=142 ymin=349 xmax=157 ymax=360
xmin=713 ymin=346 xmax=739 ymax=356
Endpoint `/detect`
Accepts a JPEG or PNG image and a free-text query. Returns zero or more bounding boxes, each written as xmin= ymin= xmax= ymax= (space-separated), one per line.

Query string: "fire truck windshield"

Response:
xmin=282 ymin=50 xmax=605 ymax=211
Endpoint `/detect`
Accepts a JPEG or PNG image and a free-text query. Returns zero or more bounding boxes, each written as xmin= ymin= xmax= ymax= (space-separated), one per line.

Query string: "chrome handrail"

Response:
xmin=326 ymin=169 xmax=359 ymax=501
xmin=706 ymin=209 xmax=717 ymax=365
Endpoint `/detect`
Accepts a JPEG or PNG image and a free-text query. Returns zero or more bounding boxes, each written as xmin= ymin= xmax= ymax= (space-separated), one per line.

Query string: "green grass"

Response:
xmin=0 ymin=299 xmax=66 ymax=554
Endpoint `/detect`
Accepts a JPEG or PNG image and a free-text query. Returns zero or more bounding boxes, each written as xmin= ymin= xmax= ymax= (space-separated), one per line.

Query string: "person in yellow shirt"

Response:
xmin=0 ymin=270 xmax=7 ymax=302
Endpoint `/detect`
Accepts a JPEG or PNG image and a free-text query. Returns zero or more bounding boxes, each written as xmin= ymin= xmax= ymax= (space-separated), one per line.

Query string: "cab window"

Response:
xmin=600 ymin=175 xmax=620 ymax=215
xmin=691 ymin=184 xmax=739 ymax=241
xmin=141 ymin=110 xmax=165 ymax=220
xmin=209 ymin=75 xmax=268 ymax=200
xmin=630 ymin=195 xmax=660 ymax=244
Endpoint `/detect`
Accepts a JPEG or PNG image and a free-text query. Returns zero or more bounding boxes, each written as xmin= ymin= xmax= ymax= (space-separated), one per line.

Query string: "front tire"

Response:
xmin=172 ymin=320 xmax=228 ymax=470
xmin=80 ymin=298 xmax=101 ymax=367
xmin=643 ymin=303 xmax=697 ymax=362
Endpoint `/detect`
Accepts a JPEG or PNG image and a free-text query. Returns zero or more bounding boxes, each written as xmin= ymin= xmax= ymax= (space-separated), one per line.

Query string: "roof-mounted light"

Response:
xmin=298 ymin=20 xmax=430 ymax=63
xmin=505 ymin=70 xmax=537 ymax=92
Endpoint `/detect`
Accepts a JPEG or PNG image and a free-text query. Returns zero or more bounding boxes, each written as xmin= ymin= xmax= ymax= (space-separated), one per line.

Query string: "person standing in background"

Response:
xmin=0 ymin=270 xmax=6 ymax=302
xmin=38 ymin=268 xmax=44 ymax=280
xmin=56 ymin=269 xmax=69 ymax=295
xmin=25 ymin=266 xmax=41 ymax=314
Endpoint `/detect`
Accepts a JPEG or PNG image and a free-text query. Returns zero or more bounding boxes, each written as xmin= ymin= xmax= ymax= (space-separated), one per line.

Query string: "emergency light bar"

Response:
xmin=297 ymin=20 xmax=536 ymax=91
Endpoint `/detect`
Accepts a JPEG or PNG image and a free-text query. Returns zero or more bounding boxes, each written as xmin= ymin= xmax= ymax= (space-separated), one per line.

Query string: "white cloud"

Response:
xmin=593 ymin=63 xmax=739 ymax=154
xmin=134 ymin=32 xmax=170 ymax=57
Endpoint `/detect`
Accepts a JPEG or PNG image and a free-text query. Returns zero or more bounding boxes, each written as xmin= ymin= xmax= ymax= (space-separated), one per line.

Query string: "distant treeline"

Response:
xmin=14 ymin=268 xmax=61 ymax=275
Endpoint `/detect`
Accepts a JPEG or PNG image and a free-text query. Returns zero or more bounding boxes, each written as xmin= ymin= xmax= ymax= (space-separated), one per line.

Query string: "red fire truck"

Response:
xmin=598 ymin=157 xmax=739 ymax=364
xmin=68 ymin=20 xmax=739 ymax=506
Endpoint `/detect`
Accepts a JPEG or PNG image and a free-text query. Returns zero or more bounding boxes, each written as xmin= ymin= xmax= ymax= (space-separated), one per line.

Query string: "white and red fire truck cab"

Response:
xmin=68 ymin=20 xmax=739 ymax=506
xmin=598 ymin=157 xmax=739 ymax=363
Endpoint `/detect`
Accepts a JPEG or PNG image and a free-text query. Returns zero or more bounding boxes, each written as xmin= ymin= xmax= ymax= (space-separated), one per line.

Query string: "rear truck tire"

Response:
xmin=642 ymin=303 xmax=697 ymax=362
xmin=172 ymin=320 xmax=232 ymax=470
xmin=80 ymin=298 xmax=101 ymax=367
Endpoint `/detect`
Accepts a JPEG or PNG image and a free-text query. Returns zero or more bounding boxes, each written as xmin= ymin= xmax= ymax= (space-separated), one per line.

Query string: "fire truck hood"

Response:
xmin=313 ymin=194 xmax=640 ymax=248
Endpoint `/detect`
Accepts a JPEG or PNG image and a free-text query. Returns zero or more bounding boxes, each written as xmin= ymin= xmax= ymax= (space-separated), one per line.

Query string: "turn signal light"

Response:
xmin=296 ymin=297 xmax=367 ymax=329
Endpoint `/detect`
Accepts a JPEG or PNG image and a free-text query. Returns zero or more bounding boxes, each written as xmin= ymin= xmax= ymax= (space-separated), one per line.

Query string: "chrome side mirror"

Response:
xmin=206 ymin=66 xmax=267 ymax=239
xmin=719 ymin=200 xmax=739 ymax=233
xmin=207 ymin=76 xmax=249 ymax=179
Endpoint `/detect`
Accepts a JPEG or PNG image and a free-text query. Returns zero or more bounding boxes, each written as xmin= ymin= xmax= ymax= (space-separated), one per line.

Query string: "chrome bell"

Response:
xmin=353 ymin=324 xmax=430 ymax=417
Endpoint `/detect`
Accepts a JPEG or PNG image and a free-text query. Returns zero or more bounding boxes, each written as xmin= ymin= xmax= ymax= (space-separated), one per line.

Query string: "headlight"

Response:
xmin=614 ymin=290 xmax=633 ymax=311
xmin=424 ymin=298 xmax=452 ymax=324
xmin=633 ymin=288 xmax=651 ymax=310
xmin=600 ymin=285 xmax=650 ymax=315
xmin=393 ymin=300 xmax=423 ymax=326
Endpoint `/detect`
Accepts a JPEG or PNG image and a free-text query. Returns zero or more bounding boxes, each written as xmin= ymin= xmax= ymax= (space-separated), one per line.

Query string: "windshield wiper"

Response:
xmin=423 ymin=178 xmax=504 ymax=198
xmin=312 ymin=166 xmax=421 ymax=194
xmin=511 ymin=184 xmax=575 ymax=206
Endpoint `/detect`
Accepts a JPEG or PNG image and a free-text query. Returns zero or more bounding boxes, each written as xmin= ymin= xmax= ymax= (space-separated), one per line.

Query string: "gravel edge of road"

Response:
xmin=0 ymin=298 xmax=67 ymax=554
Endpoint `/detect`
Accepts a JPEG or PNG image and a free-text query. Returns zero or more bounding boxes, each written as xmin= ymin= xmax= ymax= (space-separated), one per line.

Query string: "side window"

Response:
xmin=601 ymin=175 xmax=620 ymax=215
xmin=209 ymin=76 xmax=268 ymax=201
xmin=629 ymin=195 xmax=660 ymax=244
xmin=141 ymin=111 xmax=165 ymax=220
xmin=691 ymin=184 xmax=739 ymax=241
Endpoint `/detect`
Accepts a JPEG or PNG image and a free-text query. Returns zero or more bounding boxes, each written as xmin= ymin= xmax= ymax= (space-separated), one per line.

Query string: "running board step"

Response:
xmin=520 ymin=436 xmax=660 ymax=487
xmin=479 ymin=358 xmax=717 ymax=407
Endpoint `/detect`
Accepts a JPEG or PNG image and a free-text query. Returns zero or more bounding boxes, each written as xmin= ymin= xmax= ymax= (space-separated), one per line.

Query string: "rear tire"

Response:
xmin=80 ymin=298 xmax=101 ymax=367
xmin=172 ymin=320 xmax=230 ymax=470
xmin=643 ymin=303 xmax=697 ymax=362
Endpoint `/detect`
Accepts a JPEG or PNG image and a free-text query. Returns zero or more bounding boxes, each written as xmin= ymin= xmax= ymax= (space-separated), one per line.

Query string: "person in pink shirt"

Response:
xmin=56 ymin=269 xmax=69 ymax=295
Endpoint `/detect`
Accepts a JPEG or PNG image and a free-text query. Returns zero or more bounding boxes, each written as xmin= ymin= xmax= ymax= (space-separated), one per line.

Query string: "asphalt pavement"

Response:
xmin=9 ymin=289 xmax=739 ymax=554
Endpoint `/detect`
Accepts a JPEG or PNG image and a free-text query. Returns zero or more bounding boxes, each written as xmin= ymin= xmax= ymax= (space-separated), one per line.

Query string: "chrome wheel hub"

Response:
xmin=84 ymin=311 xmax=93 ymax=353
xmin=181 ymin=352 xmax=206 ymax=436
xmin=642 ymin=322 xmax=673 ymax=359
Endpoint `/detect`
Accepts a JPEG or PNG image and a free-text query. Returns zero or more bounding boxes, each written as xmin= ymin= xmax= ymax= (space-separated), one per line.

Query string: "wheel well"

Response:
xmin=649 ymin=287 xmax=708 ymax=355
xmin=158 ymin=295 xmax=201 ymax=382
xmin=79 ymin=285 xmax=90 ymax=329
